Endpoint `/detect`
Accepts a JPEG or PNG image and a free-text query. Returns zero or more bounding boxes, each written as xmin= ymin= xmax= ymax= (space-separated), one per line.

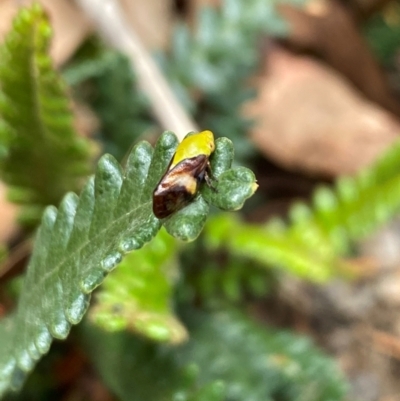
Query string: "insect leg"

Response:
xmin=205 ymin=162 xmax=218 ymax=192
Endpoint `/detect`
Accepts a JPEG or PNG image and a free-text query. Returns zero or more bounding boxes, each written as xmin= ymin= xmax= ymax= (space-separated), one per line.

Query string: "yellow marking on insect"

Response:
xmin=178 ymin=173 xmax=198 ymax=194
xmin=170 ymin=130 xmax=215 ymax=169
xmin=152 ymin=130 xmax=216 ymax=219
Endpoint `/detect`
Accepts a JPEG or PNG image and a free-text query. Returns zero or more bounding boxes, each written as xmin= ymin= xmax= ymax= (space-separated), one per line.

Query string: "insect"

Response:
xmin=153 ymin=130 xmax=216 ymax=218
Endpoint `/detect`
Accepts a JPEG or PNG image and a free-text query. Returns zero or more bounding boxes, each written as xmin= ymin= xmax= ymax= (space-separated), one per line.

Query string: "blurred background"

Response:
xmin=2 ymin=0 xmax=400 ymax=400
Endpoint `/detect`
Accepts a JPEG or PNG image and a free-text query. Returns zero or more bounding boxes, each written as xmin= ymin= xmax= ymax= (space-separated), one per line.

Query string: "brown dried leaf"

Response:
xmin=0 ymin=0 xmax=17 ymax=41
xmin=371 ymin=329 xmax=400 ymax=360
xmin=277 ymin=1 xmax=400 ymax=116
xmin=72 ymin=101 xmax=100 ymax=139
xmin=41 ymin=0 xmax=93 ymax=66
xmin=0 ymin=182 xmax=18 ymax=244
xmin=0 ymin=0 xmax=92 ymax=66
xmin=246 ymin=46 xmax=400 ymax=177
xmin=0 ymin=239 xmax=31 ymax=283
xmin=120 ymin=0 xmax=173 ymax=50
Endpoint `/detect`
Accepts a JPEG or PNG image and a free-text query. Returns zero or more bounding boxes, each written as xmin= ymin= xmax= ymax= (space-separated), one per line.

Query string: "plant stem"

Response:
xmin=75 ymin=0 xmax=198 ymax=140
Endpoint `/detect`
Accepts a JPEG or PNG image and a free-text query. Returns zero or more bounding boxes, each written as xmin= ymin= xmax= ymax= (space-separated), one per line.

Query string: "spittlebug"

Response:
xmin=153 ymin=130 xmax=216 ymax=218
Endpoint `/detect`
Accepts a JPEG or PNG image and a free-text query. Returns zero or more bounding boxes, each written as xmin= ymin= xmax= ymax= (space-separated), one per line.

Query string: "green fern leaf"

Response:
xmin=82 ymin=307 xmax=347 ymax=401
xmin=0 ymin=130 xmax=256 ymax=396
xmin=0 ymin=133 xmax=173 ymax=394
xmin=90 ymin=228 xmax=187 ymax=344
xmin=288 ymin=137 xmax=400 ymax=255
xmin=0 ymin=4 xmax=92 ymax=224
xmin=205 ymin=138 xmax=400 ymax=281
xmin=205 ymin=214 xmax=335 ymax=282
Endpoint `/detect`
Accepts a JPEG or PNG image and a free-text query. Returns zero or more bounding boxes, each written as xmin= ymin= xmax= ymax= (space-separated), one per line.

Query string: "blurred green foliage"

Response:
xmin=0 ymin=125 xmax=256 ymax=396
xmin=83 ymin=307 xmax=347 ymax=401
xmin=10 ymin=0 xmax=400 ymax=399
xmin=158 ymin=0 xmax=303 ymax=160
xmin=0 ymin=4 xmax=92 ymax=225
xmin=179 ymin=238 xmax=273 ymax=306
xmin=64 ymin=43 xmax=154 ymax=161
xmin=90 ymin=228 xmax=187 ymax=344
xmin=364 ymin=3 xmax=400 ymax=65
xmin=202 ymin=136 xmax=400 ymax=282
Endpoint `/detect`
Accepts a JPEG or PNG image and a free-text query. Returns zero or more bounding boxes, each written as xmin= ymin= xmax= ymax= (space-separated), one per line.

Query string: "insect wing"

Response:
xmin=153 ymin=155 xmax=208 ymax=218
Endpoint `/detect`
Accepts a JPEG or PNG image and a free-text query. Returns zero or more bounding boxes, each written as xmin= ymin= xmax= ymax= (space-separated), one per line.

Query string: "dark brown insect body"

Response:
xmin=152 ymin=130 xmax=215 ymax=219
xmin=153 ymin=155 xmax=209 ymax=218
